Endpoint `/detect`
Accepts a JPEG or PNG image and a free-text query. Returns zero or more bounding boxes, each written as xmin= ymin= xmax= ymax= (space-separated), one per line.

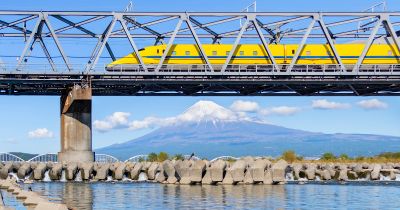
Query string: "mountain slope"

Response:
xmin=96 ymin=101 xmax=400 ymax=160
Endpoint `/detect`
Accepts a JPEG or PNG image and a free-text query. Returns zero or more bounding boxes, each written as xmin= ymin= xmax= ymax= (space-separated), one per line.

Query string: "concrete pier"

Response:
xmin=58 ymin=85 xmax=94 ymax=162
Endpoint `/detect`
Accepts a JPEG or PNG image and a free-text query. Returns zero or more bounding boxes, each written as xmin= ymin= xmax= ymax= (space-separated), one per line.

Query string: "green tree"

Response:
xmin=173 ymin=154 xmax=184 ymax=161
xmin=157 ymin=152 xmax=169 ymax=162
xmin=377 ymin=152 xmax=400 ymax=159
xmin=147 ymin=152 xmax=158 ymax=162
xmin=338 ymin=154 xmax=350 ymax=160
xmin=282 ymin=150 xmax=297 ymax=163
xmin=321 ymin=152 xmax=336 ymax=160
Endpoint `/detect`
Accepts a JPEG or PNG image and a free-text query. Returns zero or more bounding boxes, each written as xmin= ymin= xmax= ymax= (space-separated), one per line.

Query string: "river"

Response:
xmin=2 ymin=182 xmax=400 ymax=209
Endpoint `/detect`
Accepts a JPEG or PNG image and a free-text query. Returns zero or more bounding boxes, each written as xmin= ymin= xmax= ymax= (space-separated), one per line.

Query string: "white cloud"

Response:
xmin=94 ymin=112 xmax=131 ymax=132
xmin=357 ymin=99 xmax=388 ymax=110
xmin=311 ymin=99 xmax=351 ymax=110
xmin=28 ymin=128 xmax=54 ymax=139
xmin=260 ymin=106 xmax=301 ymax=116
xmin=230 ymin=100 xmax=260 ymax=112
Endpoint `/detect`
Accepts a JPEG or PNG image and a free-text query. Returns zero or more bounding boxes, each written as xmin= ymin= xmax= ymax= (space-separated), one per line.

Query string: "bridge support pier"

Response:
xmin=58 ymin=84 xmax=94 ymax=162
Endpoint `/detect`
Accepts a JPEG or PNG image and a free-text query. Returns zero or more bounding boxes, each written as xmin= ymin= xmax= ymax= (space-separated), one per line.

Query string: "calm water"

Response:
xmin=2 ymin=182 xmax=400 ymax=209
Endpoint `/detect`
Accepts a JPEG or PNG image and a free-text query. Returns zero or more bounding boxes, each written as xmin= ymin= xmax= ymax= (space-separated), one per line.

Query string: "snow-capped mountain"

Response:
xmin=96 ymin=101 xmax=400 ymax=160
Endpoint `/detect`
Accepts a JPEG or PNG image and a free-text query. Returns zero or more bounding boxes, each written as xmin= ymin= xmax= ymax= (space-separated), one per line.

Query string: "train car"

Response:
xmin=106 ymin=43 xmax=400 ymax=71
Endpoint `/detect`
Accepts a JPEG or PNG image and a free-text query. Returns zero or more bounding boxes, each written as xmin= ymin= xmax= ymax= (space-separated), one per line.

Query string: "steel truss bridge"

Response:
xmin=0 ymin=11 xmax=400 ymax=96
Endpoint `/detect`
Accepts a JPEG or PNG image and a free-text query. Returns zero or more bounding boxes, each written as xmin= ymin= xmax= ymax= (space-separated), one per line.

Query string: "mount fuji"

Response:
xmin=96 ymin=101 xmax=400 ymax=160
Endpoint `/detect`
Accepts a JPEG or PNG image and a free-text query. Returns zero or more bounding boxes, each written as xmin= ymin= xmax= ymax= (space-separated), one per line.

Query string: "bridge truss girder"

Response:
xmin=0 ymin=11 xmax=400 ymax=72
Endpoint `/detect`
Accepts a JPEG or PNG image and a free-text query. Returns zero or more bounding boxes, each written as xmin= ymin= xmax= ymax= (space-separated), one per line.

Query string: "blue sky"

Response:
xmin=0 ymin=0 xmax=400 ymax=154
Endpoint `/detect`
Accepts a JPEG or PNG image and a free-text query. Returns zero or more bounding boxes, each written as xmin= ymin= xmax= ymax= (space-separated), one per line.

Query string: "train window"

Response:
xmin=388 ymin=50 xmax=393 ymax=56
xmin=239 ymin=51 xmax=244 ymax=55
xmin=157 ymin=49 xmax=159 ymax=54
xmin=226 ymin=51 xmax=230 ymax=55
xmin=212 ymin=51 xmax=217 ymax=56
xmin=306 ymin=51 xmax=311 ymax=56
xmin=292 ymin=49 xmax=295 ymax=54
xmin=253 ymin=51 xmax=258 ymax=56
xmin=185 ymin=51 xmax=190 ymax=55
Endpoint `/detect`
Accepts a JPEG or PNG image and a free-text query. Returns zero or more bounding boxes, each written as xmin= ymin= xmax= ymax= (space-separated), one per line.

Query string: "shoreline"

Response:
xmin=1 ymin=158 xmax=400 ymax=184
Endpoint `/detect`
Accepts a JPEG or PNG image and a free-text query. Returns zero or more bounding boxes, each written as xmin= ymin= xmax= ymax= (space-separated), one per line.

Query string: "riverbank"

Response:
xmin=1 ymin=157 xmax=400 ymax=184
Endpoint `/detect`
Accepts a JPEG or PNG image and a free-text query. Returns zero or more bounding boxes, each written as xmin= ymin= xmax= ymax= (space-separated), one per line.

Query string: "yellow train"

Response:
xmin=107 ymin=44 xmax=400 ymax=69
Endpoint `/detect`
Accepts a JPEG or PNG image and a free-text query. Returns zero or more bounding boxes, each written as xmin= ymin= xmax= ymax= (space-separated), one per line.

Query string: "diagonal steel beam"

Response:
xmin=188 ymin=16 xmax=218 ymax=37
xmin=37 ymin=37 xmax=57 ymax=71
xmin=162 ymin=16 xmax=244 ymax=37
xmin=118 ymin=17 xmax=148 ymax=71
xmin=16 ymin=15 xmax=42 ymax=71
xmin=111 ymin=16 xmax=178 ymax=35
xmin=52 ymin=15 xmax=116 ymax=61
xmin=317 ymin=16 xmax=346 ymax=71
xmin=43 ymin=14 xmax=72 ymax=71
xmin=382 ymin=15 xmax=400 ymax=57
xmin=251 ymin=17 xmax=279 ymax=71
xmin=353 ymin=17 xmax=382 ymax=72
xmin=221 ymin=18 xmax=249 ymax=72
xmin=185 ymin=14 xmax=214 ymax=72
xmin=52 ymin=16 xmax=106 ymax=34
xmin=0 ymin=15 xmax=36 ymax=32
xmin=155 ymin=18 xmax=183 ymax=72
xmin=86 ymin=17 xmax=117 ymax=71
xmin=123 ymin=16 xmax=161 ymax=36
xmin=287 ymin=17 xmax=315 ymax=72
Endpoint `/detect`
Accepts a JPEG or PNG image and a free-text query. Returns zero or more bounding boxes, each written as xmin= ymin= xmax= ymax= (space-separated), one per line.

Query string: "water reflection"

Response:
xmin=11 ymin=182 xmax=400 ymax=210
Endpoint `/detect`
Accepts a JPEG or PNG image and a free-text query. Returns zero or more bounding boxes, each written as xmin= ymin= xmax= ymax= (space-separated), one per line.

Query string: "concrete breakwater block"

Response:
xmin=17 ymin=162 xmax=32 ymax=179
xmin=93 ymin=163 xmax=110 ymax=181
xmin=49 ymin=163 xmax=63 ymax=180
xmin=271 ymin=159 xmax=288 ymax=183
xmin=210 ymin=160 xmax=226 ymax=183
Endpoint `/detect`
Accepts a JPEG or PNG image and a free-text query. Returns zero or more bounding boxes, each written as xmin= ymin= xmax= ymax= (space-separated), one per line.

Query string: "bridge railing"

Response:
xmin=28 ymin=153 xmax=58 ymax=162
xmin=95 ymin=154 xmax=120 ymax=163
xmin=0 ymin=153 xmax=24 ymax=162
xmin=2 ymin=63 xmax=400 ymax=75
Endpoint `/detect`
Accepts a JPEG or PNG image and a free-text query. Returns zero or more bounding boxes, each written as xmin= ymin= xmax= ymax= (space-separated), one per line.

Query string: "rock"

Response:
xmin=353 ymin=164 xmax=363 ymax=173
xmin=190 ymin=160 xmax=206 ymax=183
xmin=222 ymin=169 xmax=234 ymax=185
xmin=390 ymin=170 xmax=396 ymax=180
xmin=305 ymin=164 xmax=316 ymax=180
xmin=347 ymin=171 xmax=358 ymax=180
xmin=112 ymin=162 xmax=127 ymax=180
xmin=321 ymin=169 xmax=331 ymax=180
xmin=271 ymin=160 xmax=288 ymax=183
xmin=338 ymin=165 xmax=348 ymax=181
xmin=16 ymin=190 xmax=39 ymax=199
xmin=79 ymin=162 xmax=94 ymax=180
xmin=33 ymin=162 xmax=47 ymax=180
xmin=371 ymin=164 xmax=382 ymax=180
xmin=292 ymin=163 xmax=303 ymax=180
xmin=244 ymin=170 xmax=254 ymax=184
xmin=162 ymin=160 xmax=177 ymax=184
xmin=17 ymin=162 xmax=31 ymax=179
xmin=23 ymin=195 xmax=48 ymax=207
xmin=175 ymin=160 xmax=192 ymax=180
xmin=250 ymin=159 xmax=270 ymax=182
xmin=49 ymin=163 xmax=63 ymax=181
xmin=0 ymin=162 xmax=14 ymax=179
xmin=263 ymin=170 xmax=273 ymax=184
xmin=231 ymin=160 xmax=247 ymax=183
xmin=155 ymin=169 xmax=166 ymax=183
xmin=201 ymin=169 xmax=213 ymax=185
xmin=147 ymin=162 xmax=159 ymax=180
xmin=94 ymin=163 xmax=110 ymax=181
xmin=129 ymin=162 xmax=143 ymax=180
xmin=210 ymin=160 xmax=226 ymax=182
xmin=34 ymin=202 xmax=69 ymax=210
xmin=65 ymin=162 xmax=78 ymax=180
xmin=142 ymin=162 xmax=152 ymax=171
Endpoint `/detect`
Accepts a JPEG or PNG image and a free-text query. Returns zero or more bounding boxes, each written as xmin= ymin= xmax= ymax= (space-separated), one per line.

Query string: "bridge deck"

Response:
xmin=1 ymin=65 xmax=399 ymax=96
